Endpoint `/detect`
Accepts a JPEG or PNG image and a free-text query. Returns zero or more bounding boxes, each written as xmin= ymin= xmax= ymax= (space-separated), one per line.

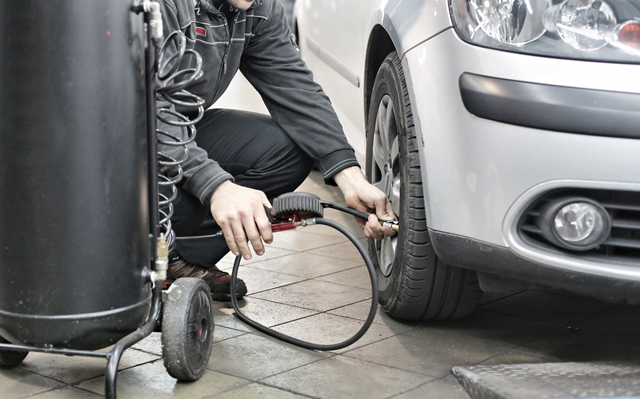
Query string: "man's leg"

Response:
xmin=173 ymin=108 xmax=314 ymax=267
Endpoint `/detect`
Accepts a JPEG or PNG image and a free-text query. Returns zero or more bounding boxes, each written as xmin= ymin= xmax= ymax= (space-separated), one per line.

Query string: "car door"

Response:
xmin=298 ymin=0 xmax=367 ymax=162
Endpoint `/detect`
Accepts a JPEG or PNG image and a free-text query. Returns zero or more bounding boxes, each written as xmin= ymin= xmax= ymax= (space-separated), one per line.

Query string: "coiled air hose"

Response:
xmin=230 ymin=192 xmax=389 ymax=351
xmin=155 ymin=31 xmax=205 ymax=248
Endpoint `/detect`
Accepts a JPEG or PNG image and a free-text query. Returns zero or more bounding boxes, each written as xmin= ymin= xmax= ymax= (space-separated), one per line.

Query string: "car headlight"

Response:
xmin=450 ymin=0 xmax=640 ymax=62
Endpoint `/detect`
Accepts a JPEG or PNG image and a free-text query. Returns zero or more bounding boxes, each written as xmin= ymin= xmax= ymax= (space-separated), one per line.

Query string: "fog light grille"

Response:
xmin=518 ymin=189 xmax=640 ymax=264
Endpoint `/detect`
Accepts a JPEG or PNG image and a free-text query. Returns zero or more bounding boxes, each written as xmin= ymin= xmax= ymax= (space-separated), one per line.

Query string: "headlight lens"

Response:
xmin=451 ymin=0 xmax=640 ymax=62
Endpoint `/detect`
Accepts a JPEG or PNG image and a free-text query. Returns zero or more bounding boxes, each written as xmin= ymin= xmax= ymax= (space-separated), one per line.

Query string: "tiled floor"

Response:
xmin=3 ymin=76 xmax=640 ymax=399
xmin=3 ymin=173 xmax=640 ymax=399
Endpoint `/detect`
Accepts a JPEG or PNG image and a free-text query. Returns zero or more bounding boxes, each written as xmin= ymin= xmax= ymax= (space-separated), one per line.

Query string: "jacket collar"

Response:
xmin=204 ymin=0 xmax=262 ymax=12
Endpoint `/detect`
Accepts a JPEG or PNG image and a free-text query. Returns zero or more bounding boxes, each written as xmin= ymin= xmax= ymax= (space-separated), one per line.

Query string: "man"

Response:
xmin=158 ymin=0 xmax=396 ymax=300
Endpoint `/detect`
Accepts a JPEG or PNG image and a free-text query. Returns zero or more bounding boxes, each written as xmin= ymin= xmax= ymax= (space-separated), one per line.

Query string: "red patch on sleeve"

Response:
xmin=195 ymin=27 xmax=206 ymax=37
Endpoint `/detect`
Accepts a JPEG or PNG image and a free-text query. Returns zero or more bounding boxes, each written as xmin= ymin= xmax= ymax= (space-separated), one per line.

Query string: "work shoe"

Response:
xmin=162 ymin=253 xmax=248 ymax=301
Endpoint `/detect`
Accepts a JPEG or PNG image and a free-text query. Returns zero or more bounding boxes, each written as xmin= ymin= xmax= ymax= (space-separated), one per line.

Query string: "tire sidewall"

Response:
xmin=365 ymin=53 xmax=416 ymax=310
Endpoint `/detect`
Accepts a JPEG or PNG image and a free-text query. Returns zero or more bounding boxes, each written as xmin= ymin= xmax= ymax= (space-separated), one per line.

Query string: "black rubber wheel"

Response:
xmin=0 ymin=336 xmax=28 ymax=367
xmin=161 ymin=278 xmax=214 ymax=381
xmin=365 ymin=52 xmax=482 ymax=321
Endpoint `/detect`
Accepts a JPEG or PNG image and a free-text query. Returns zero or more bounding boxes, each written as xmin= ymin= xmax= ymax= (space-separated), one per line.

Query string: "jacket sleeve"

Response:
xmin=239 ymin=0 xmax=360 ymax=185
xmin=158 ymin=0 xmax=233 ymax=205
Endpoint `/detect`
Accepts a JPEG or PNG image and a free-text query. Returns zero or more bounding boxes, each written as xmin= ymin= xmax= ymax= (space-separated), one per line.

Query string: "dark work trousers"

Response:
xmin=168 ymin=108 xmax=315 ymax=267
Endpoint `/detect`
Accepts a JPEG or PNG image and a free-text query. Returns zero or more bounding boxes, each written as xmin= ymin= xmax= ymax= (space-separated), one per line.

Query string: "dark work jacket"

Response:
xmin=158 ymin=0 xmax=359 ymax=204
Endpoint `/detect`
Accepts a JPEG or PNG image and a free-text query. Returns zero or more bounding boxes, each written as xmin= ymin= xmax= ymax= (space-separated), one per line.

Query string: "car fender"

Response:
xmin=367 ymin=0 xmax=452 ymax=58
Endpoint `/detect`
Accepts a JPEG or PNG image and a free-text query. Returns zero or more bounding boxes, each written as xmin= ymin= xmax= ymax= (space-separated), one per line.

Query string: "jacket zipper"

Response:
xmin=209 ymin=11 xmax=238 ymax=105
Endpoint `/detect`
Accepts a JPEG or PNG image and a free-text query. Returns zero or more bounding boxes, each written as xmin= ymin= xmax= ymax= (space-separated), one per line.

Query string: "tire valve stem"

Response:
xmin=381 ymin=221 xmax=400 ymax=232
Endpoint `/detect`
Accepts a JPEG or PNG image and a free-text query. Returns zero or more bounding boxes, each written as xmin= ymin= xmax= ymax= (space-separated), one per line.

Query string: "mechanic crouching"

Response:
xmin=157 ymin=0 xmax=397 ymax=300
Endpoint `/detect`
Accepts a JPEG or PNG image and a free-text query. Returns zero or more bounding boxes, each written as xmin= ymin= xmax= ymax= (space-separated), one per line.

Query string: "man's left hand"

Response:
xmin=333 ymin=166 xmax=397 ymax=240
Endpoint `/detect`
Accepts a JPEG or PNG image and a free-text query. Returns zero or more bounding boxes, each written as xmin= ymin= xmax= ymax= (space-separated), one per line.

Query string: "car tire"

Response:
xmin=366 ymin=52 xmax=482 ymax=320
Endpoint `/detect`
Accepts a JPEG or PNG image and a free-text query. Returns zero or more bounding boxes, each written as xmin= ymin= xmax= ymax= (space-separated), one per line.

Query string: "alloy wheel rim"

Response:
xmin=371 ymin=94 xmax=400 ymax=277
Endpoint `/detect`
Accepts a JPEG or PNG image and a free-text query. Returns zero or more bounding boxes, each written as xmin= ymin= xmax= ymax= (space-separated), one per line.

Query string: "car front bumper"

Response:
xmin=402 ymin=27 xmax=640 ymax=284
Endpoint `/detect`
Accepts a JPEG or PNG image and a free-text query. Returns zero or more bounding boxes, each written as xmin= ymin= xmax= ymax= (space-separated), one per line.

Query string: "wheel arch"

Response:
xmin=364 ymin=26 xmax=396 ymax=127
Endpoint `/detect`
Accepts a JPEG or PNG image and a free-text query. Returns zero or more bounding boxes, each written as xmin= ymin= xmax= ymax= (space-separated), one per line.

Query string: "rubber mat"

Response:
xmin=452 ymin=362 xmax=640 ymax=399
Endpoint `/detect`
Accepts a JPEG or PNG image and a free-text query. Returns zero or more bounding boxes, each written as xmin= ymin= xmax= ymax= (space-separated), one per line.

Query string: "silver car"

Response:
xmin=293 ymin=0 xmax=640 ymax=320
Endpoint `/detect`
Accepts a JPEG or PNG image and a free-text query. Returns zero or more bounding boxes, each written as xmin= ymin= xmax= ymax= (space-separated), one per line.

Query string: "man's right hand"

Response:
xmin=209 ymin=181 xmax=273 ymax=260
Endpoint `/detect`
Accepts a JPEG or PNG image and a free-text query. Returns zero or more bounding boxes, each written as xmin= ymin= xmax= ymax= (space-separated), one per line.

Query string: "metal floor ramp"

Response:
xmin=453 ymin=362 xmax=640 ymax=399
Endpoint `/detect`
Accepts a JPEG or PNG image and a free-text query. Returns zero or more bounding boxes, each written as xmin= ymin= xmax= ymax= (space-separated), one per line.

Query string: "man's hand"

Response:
xmin=333 ymin=166 xmax=397 ymax=240
xmin=209 ymin=181 xmax=273 ymax=260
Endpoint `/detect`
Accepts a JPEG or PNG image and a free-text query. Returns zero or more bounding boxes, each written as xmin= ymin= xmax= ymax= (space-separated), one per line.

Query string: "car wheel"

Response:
xmin=365 ymin=52 xmax=482 ymax=320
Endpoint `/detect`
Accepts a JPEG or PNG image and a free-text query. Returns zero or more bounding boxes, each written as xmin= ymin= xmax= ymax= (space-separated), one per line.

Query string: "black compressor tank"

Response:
xmin=0 ymin=0 xmax=151 ymax=350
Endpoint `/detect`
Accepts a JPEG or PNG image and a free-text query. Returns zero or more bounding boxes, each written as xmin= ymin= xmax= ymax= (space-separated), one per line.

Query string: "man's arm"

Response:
xmin=240 ymin=1 xmax=396 ymax=239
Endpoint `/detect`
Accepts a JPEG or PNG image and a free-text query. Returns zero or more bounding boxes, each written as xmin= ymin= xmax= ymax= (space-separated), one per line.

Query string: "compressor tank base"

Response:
xmin=0 ymin=294 xmax=151 ymax=350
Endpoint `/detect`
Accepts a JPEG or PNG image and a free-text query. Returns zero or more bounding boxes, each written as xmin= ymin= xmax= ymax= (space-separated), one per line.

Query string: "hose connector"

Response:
xmin=148 ymin=1 xmax=163 ymax=41
xmin=381 ymin=221 xmax=400 ymax=232
xmin=131 ymin=0 xmax=163 ymax=41
xmin=155 ymin=236 xmax=169 ymax=282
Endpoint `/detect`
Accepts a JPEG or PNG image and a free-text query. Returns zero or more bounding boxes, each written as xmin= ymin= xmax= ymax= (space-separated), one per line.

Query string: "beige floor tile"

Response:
xmin=0 ymin=367 xmax=64 ymax=399
xmin=342 ymin=311 xmax=562 ymax=378
xmin=328 ymin=299 xmax=393 ymax=325
xmin=241 ymin=252 xmax=361 ymax=279
xmin=206 ymin=333 xmax=329 ymax=381
xmin=27 ymin=386 xmax=102 ymax=398
xmin=270 ymin=312 xmax=409 ymax=354
xmin=77 ymin=360 xmax=248 ymax=399
xmin=265 ymin=230 xmax=347 ymax=252
xmin=205 ymin=382 xmax=308 ymax=398
xmin=222 ymin=265 xmax=307 ymax=294
xmin=211 ymin=306 xmax=257 ymax=333
xmin=215 ymin=297 xmax=317 ymax=328
xmin=477 ymin=349 xmax=552 ymax=366
xmin=294 ymin=222 xmax=356 ymax=238
xmin=316 ymin=266 xmax=373 ymax=290
xmin=251 ymin=279 xmax=372 ymax=312
xmin=394 ymin=375 xmax=470 ymax=399
xmin=211 ymin=326 xmax=250 ymax=343
xmin=132 ymin=333 xmax=163 ymax=356
xmin=129 ymin=328 xmax=249 ymax=359
xmin=218 ymin=246 xmax=294 ymax=267
xmin=307 ymin=239 xmax=370 ymax=263
xmin=19 ymin=348 xmax=158 ymax=385
xmin=261 ymin=355 xmax=427 ymax=399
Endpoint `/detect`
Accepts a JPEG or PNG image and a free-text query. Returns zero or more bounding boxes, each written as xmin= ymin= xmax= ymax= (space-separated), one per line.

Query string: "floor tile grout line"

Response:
xmin=239 ymin=380 xmax=320 ymax=399
xmin=197 ymin=380 xmax=254 ymax=399
xmin=384 ymin=373 xmax=464 ymax=399
xmin=229 ymin=294 xmax=379 ymax=327
xmin=252 ymin=354 xmax=339 ymax=384
xmin=234 ymin=265 xmax=369 ymax=296
xmin=335 ymin=347 xmax=444 ymax=378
